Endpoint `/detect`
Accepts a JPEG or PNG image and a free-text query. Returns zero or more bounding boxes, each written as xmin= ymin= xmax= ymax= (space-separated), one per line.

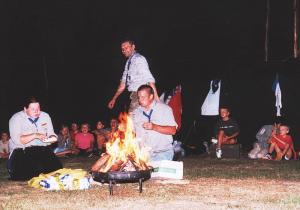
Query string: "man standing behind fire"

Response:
xmin=132 ymin=84 xmax=177 ymax=161
xmin=108 ymin=40 xmax=160 ymax=114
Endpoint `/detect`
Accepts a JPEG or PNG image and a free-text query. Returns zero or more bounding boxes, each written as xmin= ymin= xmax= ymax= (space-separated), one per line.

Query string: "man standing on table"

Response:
xmin=8 ymin=96 xmax=62 ymax=181
xmin=108 ymin=40 xmax=160 ymax=114
xmin=132 ymin=84 xmax=177 ymax=161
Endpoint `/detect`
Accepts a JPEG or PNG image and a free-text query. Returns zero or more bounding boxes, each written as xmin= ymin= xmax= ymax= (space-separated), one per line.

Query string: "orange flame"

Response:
xmin=95 ymin=112 xmax=149 ymax=173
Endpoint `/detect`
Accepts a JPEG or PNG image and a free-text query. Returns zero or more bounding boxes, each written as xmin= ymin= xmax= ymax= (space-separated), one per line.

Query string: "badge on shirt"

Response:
xmin=259 ymin=128 xmax=266 ymax=135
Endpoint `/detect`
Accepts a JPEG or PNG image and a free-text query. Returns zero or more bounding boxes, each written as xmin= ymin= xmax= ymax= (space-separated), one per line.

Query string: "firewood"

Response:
xmin=91 ymin=153 xmax=110 ymax=172
xmin=122 ymin=160 xmax=138 ymax=171
xmin=109 ymin=160 xmax=124 ymax=172
xmin=119 ymin=160 xmax=129 ymax=171
xmin=128 ymin=156 xmax=143 ymax=171
xmin=139 ymin=160 xmax=149 ymax=170
xmin=99 ymin=157 xmax=113 ymax=173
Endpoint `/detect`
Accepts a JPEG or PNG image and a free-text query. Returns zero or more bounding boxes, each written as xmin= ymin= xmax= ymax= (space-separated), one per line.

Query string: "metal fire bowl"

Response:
xmin=92 ymin=169 xmax=152 ymax=184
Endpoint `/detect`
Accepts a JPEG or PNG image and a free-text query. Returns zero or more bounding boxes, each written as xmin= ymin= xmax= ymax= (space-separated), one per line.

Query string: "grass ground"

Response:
xmin=1 ymin=153 xmax=300 ymax=210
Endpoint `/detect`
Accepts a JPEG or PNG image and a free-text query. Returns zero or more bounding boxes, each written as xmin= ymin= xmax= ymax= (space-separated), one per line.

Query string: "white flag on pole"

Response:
xmin=201 ymin=80 xmax=221 ymax=116
xmin=272 ymin=74 xmax=282 ymax=116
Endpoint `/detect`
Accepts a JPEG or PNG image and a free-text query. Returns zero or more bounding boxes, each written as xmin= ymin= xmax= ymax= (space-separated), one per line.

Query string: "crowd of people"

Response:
xmin=0 ymin=39 xmax=178 ymax=181
xmin=1 ymin=85 xmax=177 ymax=181
xmin=50 ymin=118 xmax=121 ymax=158
xmin=1 ymin=90 xmax=297 ymax=182
xmin=0 ymin=95 xmax=132 ymax=181
xmin=0 ymin=39 xmax=298 ymax=182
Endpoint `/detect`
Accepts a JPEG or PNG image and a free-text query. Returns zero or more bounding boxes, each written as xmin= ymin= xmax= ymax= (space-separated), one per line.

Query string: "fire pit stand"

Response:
xmin=91 ymin=169 xmax=152 ymax=195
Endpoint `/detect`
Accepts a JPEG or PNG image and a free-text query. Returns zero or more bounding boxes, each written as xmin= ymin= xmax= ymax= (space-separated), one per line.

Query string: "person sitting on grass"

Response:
xmin=0 ymin=131 xmax=9 ymax=159
xmin=70 ymin=122 xmax=80 ymax=150
xmin=53 ymin=125 xmax=74 ymax=157
xmin=8 ymin=96 xmax=62 ymax=181
xmin=106 ymin=118 xmax=119 ymax=140
xmin=264 ymin=124 xmax=296 ymax=160
xmin=214 ymin=107 xmax=240 ymax=159
xmin=92 ymin=120 xmax=109 ymax=156
xmin=75 ymin=123 xmax=94 ymax=157
xmin=248 ymin=118 xmax=281 ymax=159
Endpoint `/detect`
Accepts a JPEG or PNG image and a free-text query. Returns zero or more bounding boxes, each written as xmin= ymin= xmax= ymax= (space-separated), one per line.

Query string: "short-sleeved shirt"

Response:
xmin=132 ymin=101 xmax=177 ymax=153
xmin=121 ymin=53 xmax=155 ymax=92
xmin=75 ymin=133 xmax=94 ymax=150
xmin=9 ymin=111 xmax=57 ymax=154
xmin=256 ymin=125 xmax=273 ymax=149
xmin=214 ymin=118 xmax=239 ymax=137
xmin=271 ymin=134 xmax=293 ymax=149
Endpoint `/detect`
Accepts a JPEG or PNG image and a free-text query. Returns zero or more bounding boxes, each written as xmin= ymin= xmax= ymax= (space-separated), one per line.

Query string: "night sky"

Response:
xmin=1 ymin=0 xmax=300 ymax=149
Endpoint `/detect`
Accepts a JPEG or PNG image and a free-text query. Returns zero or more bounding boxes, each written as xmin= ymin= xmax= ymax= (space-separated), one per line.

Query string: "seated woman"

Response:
xmin=53 ymin=125 xmax=73 ymax=157
xmin=0 ymin=131 xmax=9 ymax=159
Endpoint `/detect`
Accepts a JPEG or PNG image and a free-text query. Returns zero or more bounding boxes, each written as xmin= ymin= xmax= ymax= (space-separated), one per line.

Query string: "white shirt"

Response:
xmin=201 ymin=80 xmax=221 ymax=116
xmin=121 ymin=53 xmax=155 ymax=91
xmin=9 ymin=111 xmax=57 ymax=153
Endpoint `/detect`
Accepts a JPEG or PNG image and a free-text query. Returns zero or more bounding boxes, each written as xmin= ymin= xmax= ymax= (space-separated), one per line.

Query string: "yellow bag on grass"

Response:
xmin=28 ymin=168 xmax=91 ymax=190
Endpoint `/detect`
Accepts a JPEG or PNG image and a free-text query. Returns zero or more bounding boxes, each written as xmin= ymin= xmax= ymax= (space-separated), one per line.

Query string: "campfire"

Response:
xmin=91 ymin=113 xmax=152 ymax=194
xmin=91 ymin=112 xmax=151 ymax=173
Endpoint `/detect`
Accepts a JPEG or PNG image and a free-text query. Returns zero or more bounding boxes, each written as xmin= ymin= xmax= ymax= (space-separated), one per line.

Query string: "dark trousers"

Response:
xmin=8 ymin=146 xmax=63 ymax=181
xmin=78 ymin=148 xmax=92 ymax=157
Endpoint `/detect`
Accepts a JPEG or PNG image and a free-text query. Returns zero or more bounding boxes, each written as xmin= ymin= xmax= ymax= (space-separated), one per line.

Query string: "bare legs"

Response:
xmin=217 ymin=130 xmax=237 ymax=148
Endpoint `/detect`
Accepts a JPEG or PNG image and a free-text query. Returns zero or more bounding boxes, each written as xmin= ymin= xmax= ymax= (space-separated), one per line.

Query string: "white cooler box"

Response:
xmin=150 ymin=160 xmax=183 ymax=179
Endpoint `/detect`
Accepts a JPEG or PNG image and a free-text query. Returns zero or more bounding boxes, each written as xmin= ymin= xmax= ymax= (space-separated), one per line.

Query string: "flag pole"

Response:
xmin=182 ymin=120 xmax=196 ymax=145
xmin=264 ymin=0 xmax=270 ymax=63
xmin=293 ymin=0 xmax=299 ymax=59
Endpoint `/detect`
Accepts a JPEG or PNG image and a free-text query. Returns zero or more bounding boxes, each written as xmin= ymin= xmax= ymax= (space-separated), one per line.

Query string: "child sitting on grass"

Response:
xmin=264 ymin=124 xmax=296 ymax=160
xmin=75 ymin=123 xmax=94 ymax=157
xmin=0 ymin=132 xmax=9 ymax=158
xmin=53 ymin=125 xmax=74 ymax=157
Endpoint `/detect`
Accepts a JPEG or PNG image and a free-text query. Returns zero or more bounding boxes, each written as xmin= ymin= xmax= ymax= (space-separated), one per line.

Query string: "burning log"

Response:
xmin=139 ymin=160 xmax=149 ymax=171
xmin=99 ymin=157 xmax=113 ymax=173
xmin=91 ymin=153 xmax=110 ymax=172
xmin=128 ymin=155 xmax=149 ymax=171
xmin=109 ymin=160 xmax=124 ymax=172
xmin=120 ymin=160 xmax=136 ymax=172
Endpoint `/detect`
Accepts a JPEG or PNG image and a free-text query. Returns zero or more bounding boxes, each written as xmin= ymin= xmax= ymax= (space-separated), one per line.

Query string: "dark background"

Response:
xmin=1 ymin=0 xmax=300 ymax=150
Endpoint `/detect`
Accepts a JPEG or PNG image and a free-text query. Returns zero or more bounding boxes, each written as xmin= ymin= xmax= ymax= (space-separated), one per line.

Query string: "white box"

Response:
xmin=150 ymin=160 xmax=183 ymax=179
